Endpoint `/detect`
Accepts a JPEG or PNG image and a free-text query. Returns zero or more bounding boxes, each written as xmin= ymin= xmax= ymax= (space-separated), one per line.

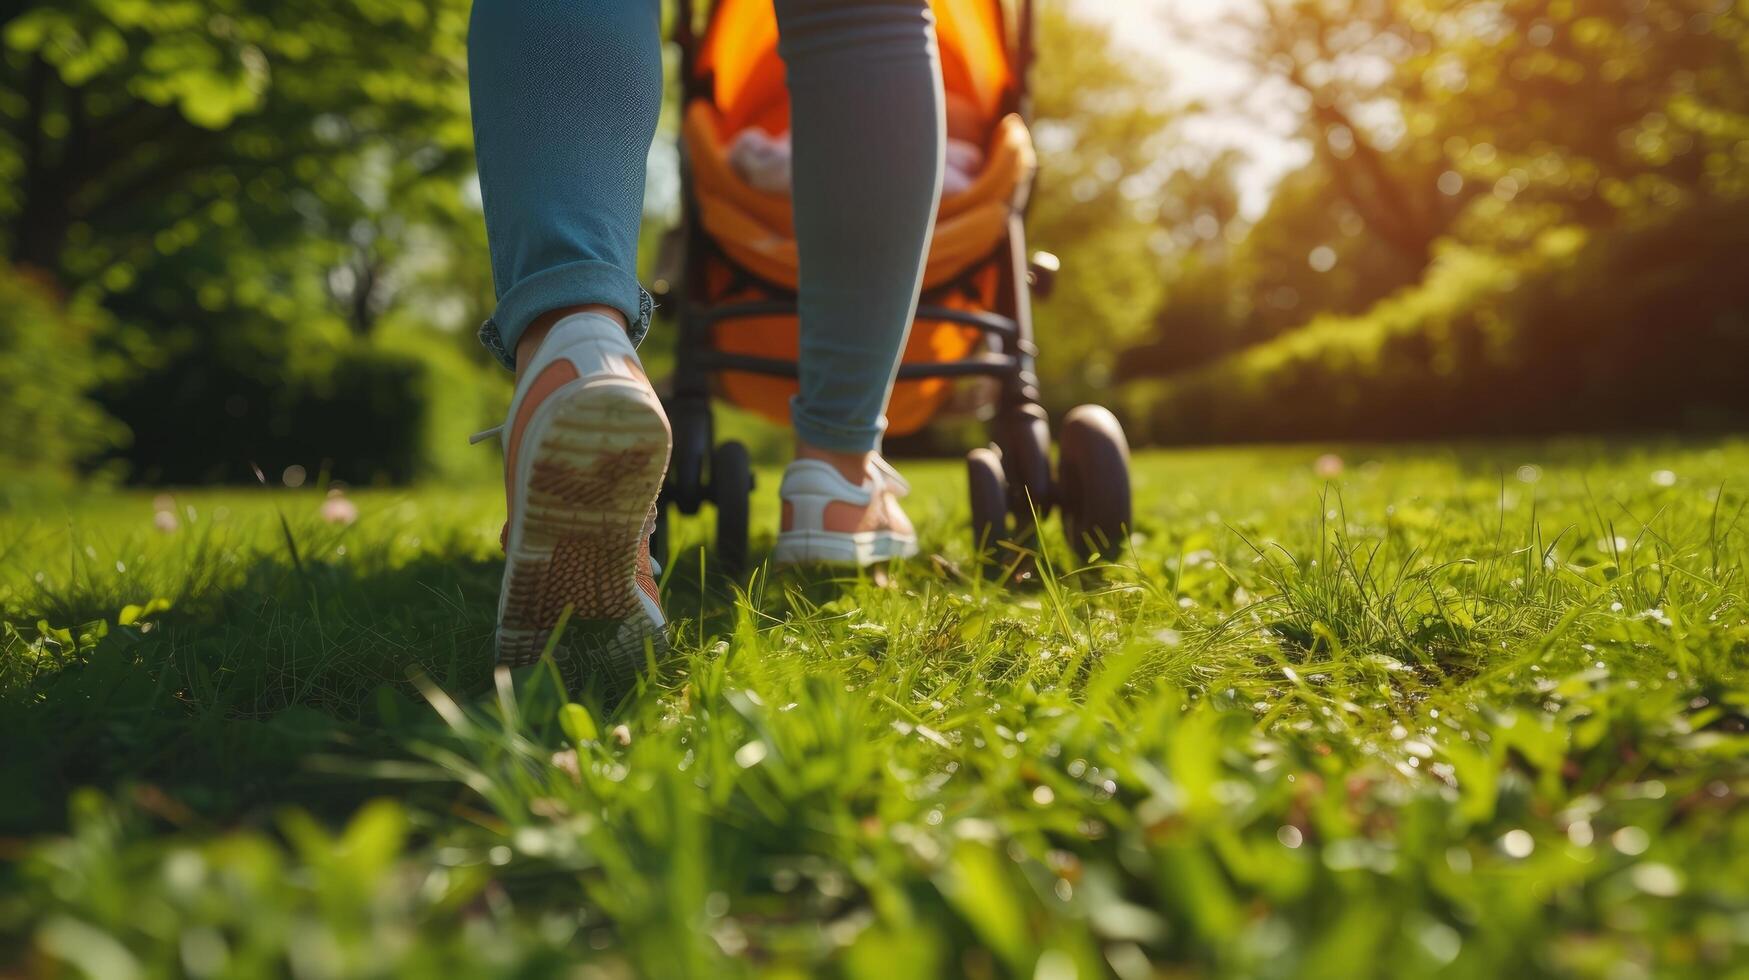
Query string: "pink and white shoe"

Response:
xmin=479 ymin=312 xmax=670 ymax=688
xmin=772 ymin=455 xmax=920 ymax=567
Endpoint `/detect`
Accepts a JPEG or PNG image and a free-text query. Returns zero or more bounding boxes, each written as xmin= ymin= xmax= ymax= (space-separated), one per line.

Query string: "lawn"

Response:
xmin=2 ymin=440 xmax=1747 ymax=978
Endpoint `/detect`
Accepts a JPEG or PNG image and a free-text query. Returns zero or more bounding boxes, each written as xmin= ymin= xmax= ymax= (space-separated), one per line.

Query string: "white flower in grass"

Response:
xmin=320 ymin=489 xmax=359 ymax=526
xmin=152 ymin=494 xmax=180 ymax=532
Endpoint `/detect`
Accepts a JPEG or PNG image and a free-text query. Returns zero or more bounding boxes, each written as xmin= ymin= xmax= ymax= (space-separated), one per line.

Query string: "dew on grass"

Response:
xmin=1500 ymin=829 xmax=1535 ymax=858
xmin=1631 ymin=863 xmax=1683 ymax=897
xmin=734 ymin=740 xmax=768 ymax=768
xmin=1419 ymin=921 xmax=1463 ymax=966
xmin=1277 ymin=825 xmax=1304 ymax=849
xmin=1636 ymin=607 xmax=1672 ymax=627
xmin=283 ymin=465 xmax=307 ymax=488
xmin=154 ymin=510 xmax=180 ymax=533
xmin=1612 ymin=826 xmax=1650 ymax=855
xmin=1035 ymin=949 xmax=1076 ymax=980
xmin=1516 ymin=464 xmax=1542 ymax=483
xmin=1651 ymin=469 xmax=1677 ymax=487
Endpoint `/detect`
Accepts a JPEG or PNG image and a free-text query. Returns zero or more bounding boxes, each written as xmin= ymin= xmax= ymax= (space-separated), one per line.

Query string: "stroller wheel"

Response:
xmin=1058 ymin=405 xmax=1133 ymax=563
xmin=651 ymin=502 xmax=670 ymax=571
xmin=967 ymin=447 xmax=1008 ymax=573
xmin=997 ymin=408 xmax=1053 ymax=522
xmin=710 ymin=441 xmax=754 ymax=573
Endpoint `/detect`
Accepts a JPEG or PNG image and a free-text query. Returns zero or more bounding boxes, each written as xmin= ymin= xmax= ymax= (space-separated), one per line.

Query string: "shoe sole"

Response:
xmin=497 ymin=376 xmax=671 ymax=686
xmin=771 ymin=529 xmax=920 ymax=568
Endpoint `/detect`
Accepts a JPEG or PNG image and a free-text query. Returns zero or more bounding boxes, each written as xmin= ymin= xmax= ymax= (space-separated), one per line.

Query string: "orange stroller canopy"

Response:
xmin=696 ymin=0 xmax=1015 ymax=137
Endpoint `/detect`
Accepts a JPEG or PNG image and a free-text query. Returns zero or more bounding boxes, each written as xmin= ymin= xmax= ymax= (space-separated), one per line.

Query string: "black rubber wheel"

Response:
xmin=1057 ymin=405 xmax=1133 ymax=562
xmin=651 ymin=502 xmax=670 ymax=572
xmin=996 ymin=408 xmax=1054 ymax=521
xmin=711 ymin=440 xmax=754 ymax=573
xmin=669 ymin=400 xmax=712 ymax=512
xmin=967 ymin=447 xmax=1008 ymax=569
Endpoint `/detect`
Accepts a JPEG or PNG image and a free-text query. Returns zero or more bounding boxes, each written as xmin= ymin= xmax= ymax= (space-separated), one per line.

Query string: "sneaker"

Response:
xmin=485 ymin=312 xmax=670 ymax=689
xmin=772 ymin=455 xmax=919 ymax=567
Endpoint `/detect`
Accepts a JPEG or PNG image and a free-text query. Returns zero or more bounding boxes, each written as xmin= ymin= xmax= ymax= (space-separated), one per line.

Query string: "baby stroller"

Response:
xmin=655 ymin=0 xmax=1132 ymax=571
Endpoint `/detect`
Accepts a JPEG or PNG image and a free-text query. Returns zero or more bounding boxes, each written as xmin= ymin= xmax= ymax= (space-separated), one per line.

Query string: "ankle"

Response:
xmin=515 ymin=304 xmax=629 ymax=380
xmin=795 ymin=443 xmax=873 ymax=486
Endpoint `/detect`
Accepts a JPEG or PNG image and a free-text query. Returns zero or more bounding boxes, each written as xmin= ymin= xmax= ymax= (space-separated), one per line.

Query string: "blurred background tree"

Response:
xmin=1116 ymin=0 xmax=1749 ymax=440
xmin=0 ymin=0 xmax=497 ymax=485
xmin=1023 ymin=4 xmax=1175 ymax=405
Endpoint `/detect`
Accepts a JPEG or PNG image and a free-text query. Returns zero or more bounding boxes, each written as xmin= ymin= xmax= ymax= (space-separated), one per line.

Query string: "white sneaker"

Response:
xmin=484 ymin=312 xmax=670 ymax=689
xmin=772 ymin=455 xmax=920 ymax=567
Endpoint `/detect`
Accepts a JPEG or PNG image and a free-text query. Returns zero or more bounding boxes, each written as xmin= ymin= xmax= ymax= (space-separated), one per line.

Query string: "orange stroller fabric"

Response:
xmin=687 ymin=0 xmax=1032 ymax=436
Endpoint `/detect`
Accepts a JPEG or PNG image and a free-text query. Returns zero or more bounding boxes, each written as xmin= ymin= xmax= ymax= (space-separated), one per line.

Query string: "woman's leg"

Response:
xmin=773 ymin=0 xmax=946 ymax=459
xmin=768 ymin=0 xmax=944 ymax=568
xmin=469 ymin=0 xmax=671 ymax=685
xmin=469 ymin=0 xmax=663 ymax=367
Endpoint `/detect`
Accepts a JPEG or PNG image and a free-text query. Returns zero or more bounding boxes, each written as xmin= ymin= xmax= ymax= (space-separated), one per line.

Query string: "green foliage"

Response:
xmin=1127 ymin=0 xmax=1749 ymax=434
xmin=1127 ymin=202 xmax=1749 ymax=444
xmin=95 ymin=328 xmax=502 ymax=486
xmin=0 ymin=0 xmax=474 ymax=281
xmin=0 ymin=262 xmax=126 ymax=494
xmin=0 ymin=0 xmax=493 ymax=484
xmin=1407 ymin=0 xmax=1749 ymax=243
xmin=11 ymin=792 xmax=574 ymax=977
xmin=2 ymin=443 xmax=1748 ymax=975
xmin=1126 ymin=161 xmax=1430 ymax=378
xmin=1025 ymin=5 xmax=1173 ymax=403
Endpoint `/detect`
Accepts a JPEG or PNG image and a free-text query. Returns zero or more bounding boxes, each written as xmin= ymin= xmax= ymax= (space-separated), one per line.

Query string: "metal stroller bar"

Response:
xmin=695 ymin=350 xmax=1022 ymax=381
xmin=701 ymin=300 xmax=1026 ymax=345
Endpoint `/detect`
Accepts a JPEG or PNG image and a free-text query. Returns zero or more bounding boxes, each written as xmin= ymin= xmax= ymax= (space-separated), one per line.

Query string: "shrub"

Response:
xmin=99 ymin=327 xmax=504 ymax=487
xmin=0 ymin=265 xmax=128 ymax=498
xmin=1125 ymin=202 xmax=1749 ymax=444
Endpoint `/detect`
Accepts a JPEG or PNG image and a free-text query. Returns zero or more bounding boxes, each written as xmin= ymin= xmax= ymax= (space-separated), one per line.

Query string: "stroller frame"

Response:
xmin=655 ymin=0 xmax=1132 ymax=572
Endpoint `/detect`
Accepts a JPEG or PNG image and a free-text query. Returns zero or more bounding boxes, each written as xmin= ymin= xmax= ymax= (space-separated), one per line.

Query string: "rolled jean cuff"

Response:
xmin=790 ymin=396 xmax=886 ymax=454
xmin=477 ymin=260 xmax=653 ymax=371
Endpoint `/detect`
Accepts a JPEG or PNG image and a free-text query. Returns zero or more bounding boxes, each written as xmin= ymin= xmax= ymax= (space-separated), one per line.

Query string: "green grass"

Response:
xmin=3 ymin=440 xmax=1748 ymax=978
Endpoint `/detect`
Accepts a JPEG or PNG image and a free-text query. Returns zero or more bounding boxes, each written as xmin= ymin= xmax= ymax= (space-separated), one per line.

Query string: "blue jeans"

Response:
xmin=469 ymin=0 xmax=945 ymax=454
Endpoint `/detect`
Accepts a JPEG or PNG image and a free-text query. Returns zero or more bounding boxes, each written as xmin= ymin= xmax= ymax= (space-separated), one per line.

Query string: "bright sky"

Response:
xmin=1075 ymin=0 xmax=1310 ymax=217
